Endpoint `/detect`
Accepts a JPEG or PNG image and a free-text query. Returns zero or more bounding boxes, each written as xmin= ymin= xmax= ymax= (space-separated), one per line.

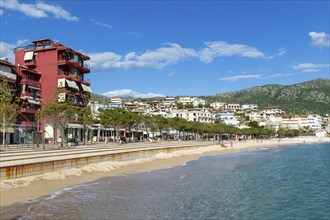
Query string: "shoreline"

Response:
xmin=1 ymin=137 xmax=329 ymax=207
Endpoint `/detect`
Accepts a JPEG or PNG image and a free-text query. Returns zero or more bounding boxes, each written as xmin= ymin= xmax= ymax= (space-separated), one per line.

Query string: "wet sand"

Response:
xmin=1 ymin=137 xmax=329 ymax=207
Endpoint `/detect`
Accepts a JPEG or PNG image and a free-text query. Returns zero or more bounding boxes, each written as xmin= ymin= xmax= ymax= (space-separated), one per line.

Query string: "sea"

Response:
xmin=1 ymin=142 xmax=329 ymax=220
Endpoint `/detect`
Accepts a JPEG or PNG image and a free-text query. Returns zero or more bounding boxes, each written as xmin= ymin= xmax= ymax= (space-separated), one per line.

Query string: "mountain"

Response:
xmin=91 ymin=78 xmax=330 ymax=115
xmin=90 ymin=93 xmax=135 ymax=104
xmin=200 ymin=78 xmax=330 ymax=115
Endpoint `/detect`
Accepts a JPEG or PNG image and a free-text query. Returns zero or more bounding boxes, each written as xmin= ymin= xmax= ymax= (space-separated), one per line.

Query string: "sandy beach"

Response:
xmin=1 ymin=137 xmax=329 ymax=207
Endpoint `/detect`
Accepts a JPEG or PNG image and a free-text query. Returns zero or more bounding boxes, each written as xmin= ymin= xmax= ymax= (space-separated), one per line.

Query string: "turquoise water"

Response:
xmin=1 ymin=142 xmax=330 ymax=220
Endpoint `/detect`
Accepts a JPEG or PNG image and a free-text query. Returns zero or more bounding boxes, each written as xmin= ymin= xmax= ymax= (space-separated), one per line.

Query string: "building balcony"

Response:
xmin=24 ymin=60 xmax=37 ymax=67
xmin=58 ymin=59 xmax=90 ymax=73
xmin=20 ymin=108 xmax=38 ymax=114
xmin=20 ymin=92 xmax=41 ymax=100
xmin=20 ymin=79 xmax=41 ymax=88
xmin=20 ymin=121 xmax=37 ymax=127
xmin=21 ymin=66 xmax=40 ymax=75
xmin=58 ymin=74 xmax=91 ymax=87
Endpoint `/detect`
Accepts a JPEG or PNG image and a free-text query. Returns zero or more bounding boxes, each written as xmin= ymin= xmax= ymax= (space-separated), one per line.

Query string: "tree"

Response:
xmin=140 ymin=115 xmax=154 ymax=140
xmin=77 ymin=107 xmax=93 ymax=145
xmin=176 ymin=102 xmax=184 ymax=109
xmin=99 ymin=108 xmax=128 ymax=142
xmin=124 ymin=111 xmax=141 ymax=142
xmin=0 ymin=80 xmax=20 ymax=147
xmin=185 ymin=103 xmax=194 ymax=109
xmin=39 ymin=102 xmax=77 ymax=147
xmin=153 ymin=115 xmax=169 ymax=140
xmin=248 ymin=120 xmax=260 ymax=128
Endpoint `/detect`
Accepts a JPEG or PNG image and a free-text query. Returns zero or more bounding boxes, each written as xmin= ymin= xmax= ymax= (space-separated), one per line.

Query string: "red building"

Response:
xmin=15 ymin=38 xmax=92 ymax=142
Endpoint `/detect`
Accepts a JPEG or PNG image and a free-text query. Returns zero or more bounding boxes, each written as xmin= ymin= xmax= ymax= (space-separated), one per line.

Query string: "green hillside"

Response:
xmin=200 ymin=78 xmax=330 ymax=115
xmin=91 ymin=78 xmax=330 ymax=115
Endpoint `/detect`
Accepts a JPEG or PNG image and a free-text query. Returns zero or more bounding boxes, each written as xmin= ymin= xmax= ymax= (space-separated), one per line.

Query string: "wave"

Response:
xmin=0 ymin=145 xmax=223 ymax=190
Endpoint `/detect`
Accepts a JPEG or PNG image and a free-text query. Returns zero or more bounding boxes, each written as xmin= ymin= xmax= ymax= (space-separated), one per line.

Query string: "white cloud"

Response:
xmin=0 ymin=0 xmax=77 ymax=21
xmin=90 ymin=19 xmax=112 ymax=29
xmin=0 ymin=39 xmax=29 ymax=62
xmin=89 ymin=43 xmax=198 ymax=70
xmin=277 ymin=48 xmax=286 ymax=56
xmin=269 ymin=73 xmax=295 ymax=78
xmin=0 ymin=0 xmax=47 ymax=18
xmin=103 ymin=89 xmax=165 ymax=98
xmin=293 ymin=63 xmax=329 ymax=70
xmin=36 ymin=1 xmax=78 ymax=21
xmin=127 ymin=30 xmax=141 ymax=38
xmin=166 ymin=71 xmax=176 ymax=77
xmin=292 ymin=62 xmax=329 ymax=73
xmin=219 ymin=74 xmax=262 ymax=82
xmin=199 ymin=41 xmax=265 ymax=63
xmin=309 ymin=32 xmax=330 ymax=47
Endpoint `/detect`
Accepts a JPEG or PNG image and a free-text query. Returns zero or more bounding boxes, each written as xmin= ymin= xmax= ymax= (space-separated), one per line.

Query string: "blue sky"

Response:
xmin=1 ymin=0 xmax=329 ymax=98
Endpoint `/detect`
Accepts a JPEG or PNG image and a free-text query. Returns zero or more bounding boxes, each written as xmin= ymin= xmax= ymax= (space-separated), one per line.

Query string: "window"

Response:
xmin=71 ymin=68 xmax=78 ymax=76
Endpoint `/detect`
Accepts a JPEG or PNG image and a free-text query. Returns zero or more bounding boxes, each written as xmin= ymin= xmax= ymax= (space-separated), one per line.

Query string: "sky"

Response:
xmin=1 ymin=0 xmax=329 ymax=98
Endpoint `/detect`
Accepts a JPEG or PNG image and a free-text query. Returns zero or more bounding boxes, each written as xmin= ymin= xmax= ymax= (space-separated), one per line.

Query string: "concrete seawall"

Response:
xmin=0 ymin=142 xmax=216 ymax=180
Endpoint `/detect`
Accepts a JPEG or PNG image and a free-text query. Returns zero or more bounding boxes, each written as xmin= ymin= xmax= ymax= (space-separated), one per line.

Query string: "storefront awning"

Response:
xmin=66 ymin=79 xmax=79 ymax=90
xmin=81 ymin=84 xmax=92 ymax=92
xmin=24 ymin=51 xmax=34 ymax=61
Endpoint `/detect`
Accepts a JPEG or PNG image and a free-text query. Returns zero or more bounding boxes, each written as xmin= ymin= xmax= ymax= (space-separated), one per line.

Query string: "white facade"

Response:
xmin=247 ymin=111 xmax=262 ymax=121
xmin=210 ymin=102 xmax=225 ymax=110
xmin=178 ymin=96 xmax=192 ymax=105
xmin=225 ymin=103 xmax=240 ymax=111
xmin=192 ymin=98 xmax=206 ymax=107
xmin=260 ymin=106 xmax=285 ymax=119
xmin=172 ymin=109 xmax=212 ymax=123
xmin=266 ymin=116 xmax=282 ymax=131
xmin=282 ymin=116 xmax=300 ymax=130
xmin=241 ymin=104 xmax=258 ymax=111
xmin=300 ymin=114 xmax=322 ymax=130
xmin=163 ymin=97 xmax=176 ymax=106
xmin=109 ymin=97 xmax=123 ymax=108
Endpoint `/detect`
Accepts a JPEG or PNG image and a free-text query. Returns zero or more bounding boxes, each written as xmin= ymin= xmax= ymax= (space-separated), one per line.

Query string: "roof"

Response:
xmin=0 ymin=59 xmax=15 ymax=67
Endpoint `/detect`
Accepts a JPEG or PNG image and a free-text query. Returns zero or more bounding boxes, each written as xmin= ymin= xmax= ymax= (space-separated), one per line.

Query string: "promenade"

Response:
xmin=0 ymin=140 xmax=216 ymax=180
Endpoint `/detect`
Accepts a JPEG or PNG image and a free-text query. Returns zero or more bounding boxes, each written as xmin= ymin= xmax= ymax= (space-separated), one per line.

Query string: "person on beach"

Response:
xmin=230 ymin=140 xmax=233 ymax=148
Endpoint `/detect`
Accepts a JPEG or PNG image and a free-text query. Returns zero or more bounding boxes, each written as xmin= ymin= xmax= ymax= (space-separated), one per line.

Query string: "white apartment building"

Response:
xmin=89 ymin=101 xmax=109 ymax=118
xmin=109 ymin=97 xmax=123 ymax=108
xmin=192 ymin=98 xmax=206 ymax=108
xmin=281 ymin=115 xmax=300 ymax=130
xmin=210 ymin=102 xmax=226 ymax=110
xmin=299 ymin=114 xmax=322 ymax=130
xmin=241 ymin=104 xmax=258 ymax=111
xmin=178 ymin=96 xmax=192 ymax=105
xmin=247 ymin=111 xmax=262 ymax=121
xmin=163 ymin=97 xmax=176 ymax=106
xmin=172 ymin=109 xmax=212 ymax=123
xmin=214 ymin=111 xmax=240 ymax=126
xmin=225 ymin=102 xmax=240 ymax=111
xmin=259 ymin=106 xmax=285 ymax=119
xmin=266 ymin=116 xmax=282 ymax=131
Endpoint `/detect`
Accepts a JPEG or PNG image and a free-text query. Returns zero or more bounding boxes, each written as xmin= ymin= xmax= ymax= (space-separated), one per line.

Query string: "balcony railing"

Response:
xmin=20 ymin=92 xmax=41 ymax=100
xmin=20 ymin=121 xmax=37 ymax=126
xmin=20 ymin=108 xmax=38 ymax=114
xmin=58 ymin=59 xmax=90 ymax=73
xmin=20 ymin=79 xmax=41 ymax=88
xmin=24 ymin=59 xmax=37 ymax=67
xmin=58 ymin=73 xmax=90 ymax=86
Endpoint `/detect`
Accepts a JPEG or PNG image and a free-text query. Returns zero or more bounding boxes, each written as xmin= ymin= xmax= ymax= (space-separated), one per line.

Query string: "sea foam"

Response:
xmin=0 ymin=145 xmax=223 ymax=190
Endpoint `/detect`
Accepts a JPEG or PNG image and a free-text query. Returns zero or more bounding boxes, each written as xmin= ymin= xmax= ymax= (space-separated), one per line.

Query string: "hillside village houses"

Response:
xmin=89 ymin=96 xmax=326 ymax=135
xmin=1 ymin=46 xmax=329 ymax=145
